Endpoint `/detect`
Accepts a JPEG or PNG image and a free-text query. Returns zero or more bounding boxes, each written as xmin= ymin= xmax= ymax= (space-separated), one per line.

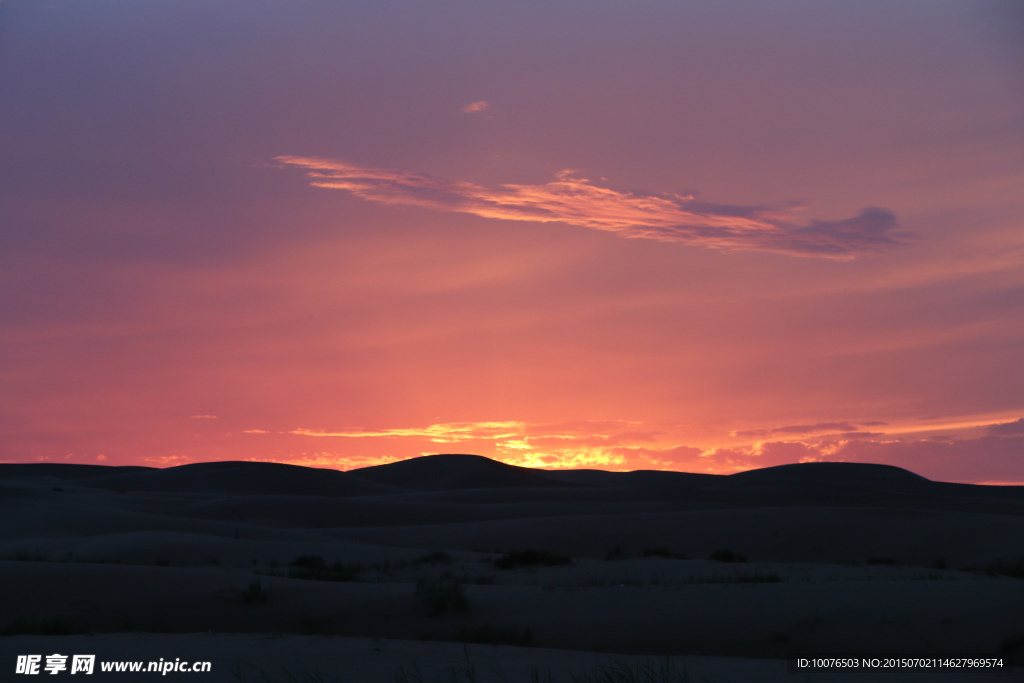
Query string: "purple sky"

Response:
xmin=2 ymin=0 xmax=1023 ymax=482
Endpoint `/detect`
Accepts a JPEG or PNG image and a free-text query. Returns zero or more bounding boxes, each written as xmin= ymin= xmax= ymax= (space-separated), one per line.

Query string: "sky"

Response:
xmin=2 ymin=0 xmax=1023 ymax=483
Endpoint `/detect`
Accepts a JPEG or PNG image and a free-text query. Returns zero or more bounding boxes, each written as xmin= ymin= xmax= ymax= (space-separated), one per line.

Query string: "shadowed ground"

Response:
xmin=1 ymin=455 xmax=1022 ymax=680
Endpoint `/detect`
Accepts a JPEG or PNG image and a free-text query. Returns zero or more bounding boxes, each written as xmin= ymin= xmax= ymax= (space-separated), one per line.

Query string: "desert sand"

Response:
xmin=1 ymin=455 xmax=1022 ymax=681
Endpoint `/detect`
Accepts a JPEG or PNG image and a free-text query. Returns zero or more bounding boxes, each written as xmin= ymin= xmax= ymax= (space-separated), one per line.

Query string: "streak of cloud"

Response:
xmin=288 ymin=420 xmax=629 ymax=449
xmin=734 ymin=421 xmax=861 ymax=437
xmin=462 ymin=101 xmax=490 ymax=114
xmin=276 ymin=156 xmax=908 ymax=258
xmin=290 ymin=421 xmax=528 ymax=443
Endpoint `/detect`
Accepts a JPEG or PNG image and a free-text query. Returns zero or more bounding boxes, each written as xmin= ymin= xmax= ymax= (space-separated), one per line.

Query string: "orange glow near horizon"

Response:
xmin=2 ymin=1 xmax=1023 ymax=486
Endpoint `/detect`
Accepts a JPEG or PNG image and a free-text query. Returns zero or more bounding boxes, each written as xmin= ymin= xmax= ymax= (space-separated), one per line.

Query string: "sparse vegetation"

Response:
xmin=708 ymin=549 xmax=746 ymax=563
xmin=416 ymin=572 xmax=469 ymax=615
xmin=494 ymin=550 xmax=571 ymax=570
xmin=605 ymin=546 xmax=627 ymax=561
xmin=981 ymin=557 xmax=1024 ymax=579
xmin=286 ymin=554 xmax=362 ymax=582
xmin=242 ymin=580 xmax=269 ymax=604
xmin=413 ymin=551 xmax=453 ymax=566
xmin=641 ymin=548 xmax=687 ymax=560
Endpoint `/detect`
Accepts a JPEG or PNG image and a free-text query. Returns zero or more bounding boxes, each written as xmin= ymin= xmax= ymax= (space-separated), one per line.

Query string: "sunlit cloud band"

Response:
xmin=277 ymin=156 xmax=908 ymax=258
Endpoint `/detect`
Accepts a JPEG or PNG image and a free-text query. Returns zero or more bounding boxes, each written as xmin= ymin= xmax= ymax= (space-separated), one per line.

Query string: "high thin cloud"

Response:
xmin=276 ymin=156 xmax=907 ymax=258
xmin=734 ymin=421 xmax=861 ymax=437
xmin=291 ymin=421 xmax=527 ymax=443
xmin=462 ymin=101 xmax=490 ymax=114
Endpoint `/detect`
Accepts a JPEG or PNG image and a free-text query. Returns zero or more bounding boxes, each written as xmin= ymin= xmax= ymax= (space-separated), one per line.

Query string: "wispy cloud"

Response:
xmin=462 ymin=101 xmax=490 ymax=114
xmin=291 ymin=421 xmax=527 ymax=443
xmin=276 ymin=156 xmax=908 ymax=258
xmin=734 ymin=421 xmax=861 ymax=437
xmin=287 ymin=419 xmax=652 ymax=448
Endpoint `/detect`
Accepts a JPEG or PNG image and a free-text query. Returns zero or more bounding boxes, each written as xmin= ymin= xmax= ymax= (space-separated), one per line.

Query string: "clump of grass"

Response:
xmin=287 ymin=554 xmax=362 ymax=582
xmin=683 ymin=572 xmax=780 ymax=584
xmin=708 ymin=549 xmax=746 ymax=563
xmin=982 ymin=557 xmax=1024 ymax=579
xmin=242 ymin=580 xmax=269 ymax=604
xmin=416 ymin=572 xmax=469 ymax=615
xmin=605 ymin=546 xmax=628 ymax=561
xmin=412 ymin=551 xmax=453 ymax=566
xmin=291 ymin=554 xmax=327 ymax=570
xmin=494 ymin=550 xmax=571 ymax=570
xmin=641 ymin=548 xmax=687 ymax=560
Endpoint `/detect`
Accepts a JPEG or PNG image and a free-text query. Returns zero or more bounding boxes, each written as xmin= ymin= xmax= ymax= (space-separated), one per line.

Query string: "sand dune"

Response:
xmin=348 ymin=453 xmax=573 ymax=491
xmin=2 ymin=454 xmax=1022 ymax=680
xmin=85 ymin=461 xmax=403 ymax=497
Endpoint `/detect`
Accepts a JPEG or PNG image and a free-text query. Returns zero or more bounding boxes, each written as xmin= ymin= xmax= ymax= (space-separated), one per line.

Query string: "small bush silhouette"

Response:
xmin=241 ymin=580 xmax=269 ymax=604
xmin=709 ymin=549 xmax=747 ymax=563
xmin=412 ymin=551 xmax=452 ymax=566
xmin=494 ymin=550 xmax=571 ymax=570
xmin=642 ymin=547 xmax=688 ymax=560
xmin=287 ymin=555 xmax=361 ymax=582
xmin=605 ymin=545 xmax=627 ymax=561
xmin=980 ymin=557 xmax=1024 ymax=578
xmin=290 ymin=554 xmax=327 ymax=570
xmin=416 ymin=572 xmax=469 ymax=615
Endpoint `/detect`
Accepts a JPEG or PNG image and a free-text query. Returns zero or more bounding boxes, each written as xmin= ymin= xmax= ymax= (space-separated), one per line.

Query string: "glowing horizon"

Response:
xmin=2 ymin=0 xmax=1022 ymax=485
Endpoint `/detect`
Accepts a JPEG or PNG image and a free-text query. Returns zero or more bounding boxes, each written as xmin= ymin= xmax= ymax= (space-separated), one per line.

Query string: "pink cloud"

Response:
xmin=276 ymin=156 xmax=908 ymax=258
xmin=461 ymin=101 xmax=491 ymax=114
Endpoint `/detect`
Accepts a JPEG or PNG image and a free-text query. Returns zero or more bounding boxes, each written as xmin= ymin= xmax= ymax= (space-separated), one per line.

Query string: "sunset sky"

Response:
xmin=2 ymin=0 xmax=1023 ymax=483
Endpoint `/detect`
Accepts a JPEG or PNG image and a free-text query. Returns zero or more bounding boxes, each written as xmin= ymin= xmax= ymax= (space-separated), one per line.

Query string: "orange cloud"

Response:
xmin=276 ymin=156 xmax=907 ymax=258
xmin=290 ymin=421 xmax=527 ymax=443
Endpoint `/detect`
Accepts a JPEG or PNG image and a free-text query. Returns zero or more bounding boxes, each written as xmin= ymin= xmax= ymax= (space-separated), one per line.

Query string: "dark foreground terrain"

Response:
xmin=1 ymin=455 xmax=1022 ymax=681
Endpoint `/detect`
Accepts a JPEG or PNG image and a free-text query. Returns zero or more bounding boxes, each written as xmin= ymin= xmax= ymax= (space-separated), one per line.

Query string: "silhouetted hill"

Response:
xmin=724 ymin=461 xmax=928 ymax=485
xmin=83 ymin=461 xmax=403 ymax=497
xmin=0 ymin=464 xmax=151 ymax=480
xmin=1 ymin=457 xmax=1021 ymax=515
xmin=539 ymin=468 xmax=721 ymax=489
xmin=347 ymin=453 xmax=575 ymax=491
